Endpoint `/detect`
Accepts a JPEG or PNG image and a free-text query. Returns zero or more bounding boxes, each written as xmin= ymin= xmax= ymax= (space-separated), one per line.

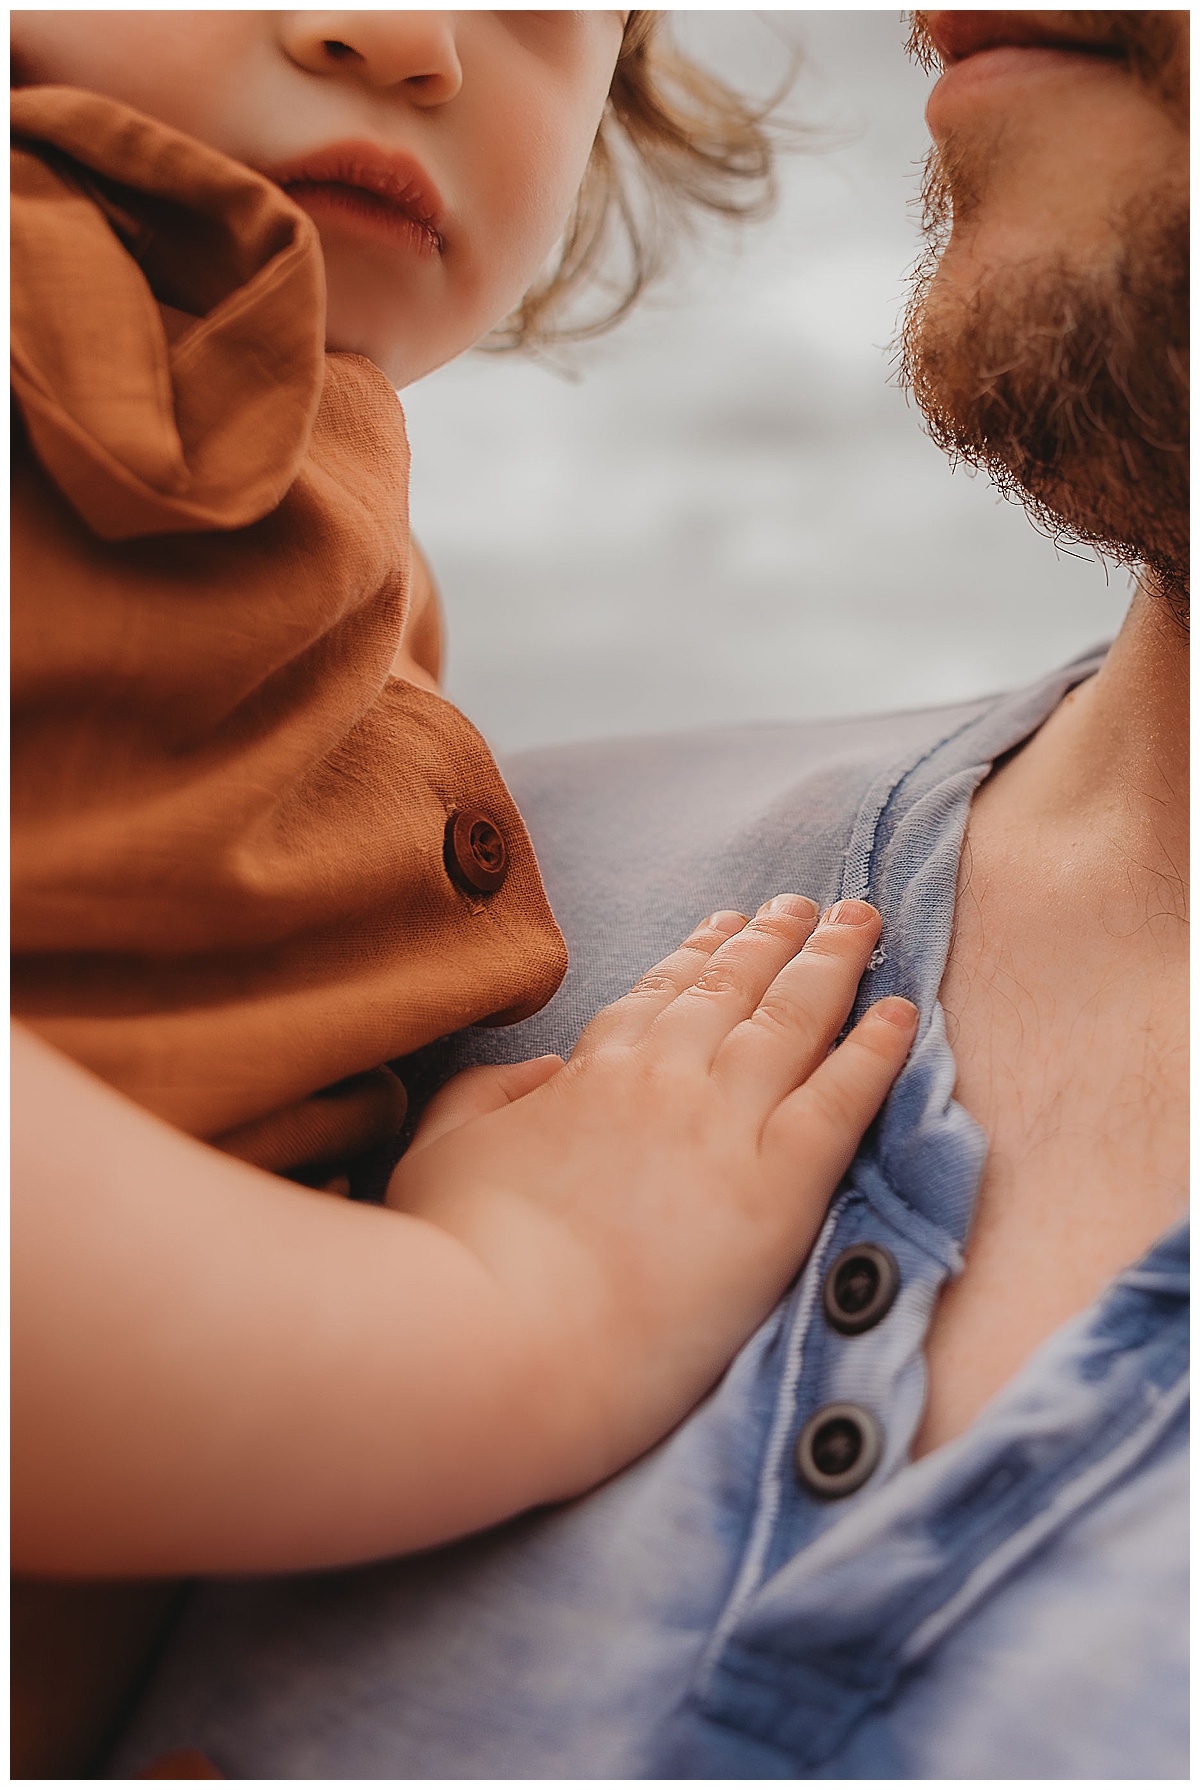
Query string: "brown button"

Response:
xmin=445 ymin=809 xmax=508 ymax=894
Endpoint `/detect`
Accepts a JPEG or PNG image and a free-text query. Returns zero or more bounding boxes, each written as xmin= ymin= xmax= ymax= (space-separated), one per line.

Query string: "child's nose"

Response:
xmin=281 ymin=11 xmax=464 ymax=103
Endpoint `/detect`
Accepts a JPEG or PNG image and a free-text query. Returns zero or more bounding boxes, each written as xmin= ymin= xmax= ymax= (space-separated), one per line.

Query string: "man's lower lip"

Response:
xmin=283 ymin=182 xmax=443 ymax=257
xmin=926 ymin=43 xmax=1125 ymax=132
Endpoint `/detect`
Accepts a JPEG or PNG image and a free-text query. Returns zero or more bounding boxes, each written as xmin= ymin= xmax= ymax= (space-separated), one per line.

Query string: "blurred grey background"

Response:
xmin=402 ymin=11 xmax=1128 ymax=753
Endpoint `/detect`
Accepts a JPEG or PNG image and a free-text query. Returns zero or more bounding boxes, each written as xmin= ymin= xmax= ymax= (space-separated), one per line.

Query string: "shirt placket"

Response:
xmin=656 ymin=1232 xmax=1189 ymax=1776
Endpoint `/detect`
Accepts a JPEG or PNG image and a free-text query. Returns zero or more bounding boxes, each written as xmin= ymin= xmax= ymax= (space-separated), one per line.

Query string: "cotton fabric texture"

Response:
xmin=109 ymin=651 xmax=1188 ymax=1780
xmin=11 ymin=85 xmax=566 ymax=1177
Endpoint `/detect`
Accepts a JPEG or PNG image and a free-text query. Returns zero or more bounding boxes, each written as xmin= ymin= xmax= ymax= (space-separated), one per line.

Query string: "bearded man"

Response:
xmin=112 ymin=11 xmax=1188 ymax=1779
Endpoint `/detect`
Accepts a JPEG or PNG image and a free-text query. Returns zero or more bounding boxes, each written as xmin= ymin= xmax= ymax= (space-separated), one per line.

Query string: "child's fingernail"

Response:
xmin=700 ymin=910 xmax=747 ymax=937
xmin=823 ymin=899 xmax=877 ymax=927
xmin=758 ymin=894 xmax=819 ymax=919
xmin=875 ymin=996 xmax=919 ymax=1031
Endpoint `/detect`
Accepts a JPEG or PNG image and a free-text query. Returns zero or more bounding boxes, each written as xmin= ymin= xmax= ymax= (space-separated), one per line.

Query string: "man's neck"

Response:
xmin=975 ymin=582 xmax=1188 ymax=926
xmin=913 ymin=583 xmax=1188 ymax=1458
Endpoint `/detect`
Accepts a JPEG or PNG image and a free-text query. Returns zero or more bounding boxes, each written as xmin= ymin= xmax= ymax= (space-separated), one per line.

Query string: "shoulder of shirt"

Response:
xmin=505 ymin=646 xmax=1111 ymax=809
xmin=509 ymin=690 xmax=998 ymax=799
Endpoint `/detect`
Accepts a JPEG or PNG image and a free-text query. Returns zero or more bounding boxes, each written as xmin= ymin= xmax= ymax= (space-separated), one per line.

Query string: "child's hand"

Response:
xmin=12 ymin=902 xmax=913 ymax=1577
xmin=387 ymin=896 xmax=916 ymax=1488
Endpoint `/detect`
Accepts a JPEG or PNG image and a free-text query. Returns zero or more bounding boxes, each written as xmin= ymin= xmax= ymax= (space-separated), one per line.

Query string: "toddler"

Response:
xmin=11 ymin=11 xmax=918 ymax=1775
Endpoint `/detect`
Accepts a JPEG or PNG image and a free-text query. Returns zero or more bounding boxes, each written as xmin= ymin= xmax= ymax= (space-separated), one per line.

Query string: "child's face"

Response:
xmin=11 ymin=10 xmax=626 ymax=386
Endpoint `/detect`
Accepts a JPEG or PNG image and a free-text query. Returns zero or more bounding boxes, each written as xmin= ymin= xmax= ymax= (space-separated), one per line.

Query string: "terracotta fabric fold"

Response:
xmin=11 ymin=85 xmax=326 ymax=538
xmin=11 ymin=87 xmax=567 ymax=1173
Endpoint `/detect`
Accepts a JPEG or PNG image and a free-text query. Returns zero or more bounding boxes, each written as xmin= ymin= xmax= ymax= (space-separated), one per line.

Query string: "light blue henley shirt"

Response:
xmin=111 ymin=649 xmax=1188 ymax=1780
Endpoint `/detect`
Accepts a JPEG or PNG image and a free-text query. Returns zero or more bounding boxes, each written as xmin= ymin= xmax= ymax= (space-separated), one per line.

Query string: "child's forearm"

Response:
xmin=14 ymin=899 xmax=914 ymax=1578
xmin=12 ymin=1030 xmax=615 ymax=1577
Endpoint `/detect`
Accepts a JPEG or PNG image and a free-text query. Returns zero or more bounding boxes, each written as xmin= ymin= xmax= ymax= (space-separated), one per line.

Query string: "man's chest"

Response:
xmin=913 ymin=857 xmax=1188 ymax=1455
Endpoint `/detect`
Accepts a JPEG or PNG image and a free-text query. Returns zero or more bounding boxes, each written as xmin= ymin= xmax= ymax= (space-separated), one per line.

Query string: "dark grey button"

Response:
xmin=795 ymin=1402 xmax=883 ymax=1498
xmin=822 ymin=1243 xmax=899 ymax=1335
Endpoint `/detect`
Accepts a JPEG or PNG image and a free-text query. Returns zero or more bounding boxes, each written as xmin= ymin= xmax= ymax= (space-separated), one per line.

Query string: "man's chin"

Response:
xmin=902 ymin=184 xmax=1189 ymax=621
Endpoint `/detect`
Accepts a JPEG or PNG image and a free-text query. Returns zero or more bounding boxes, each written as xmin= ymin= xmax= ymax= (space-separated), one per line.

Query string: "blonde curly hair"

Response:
xmin=496 ymin=11 xmax=788 ymax=349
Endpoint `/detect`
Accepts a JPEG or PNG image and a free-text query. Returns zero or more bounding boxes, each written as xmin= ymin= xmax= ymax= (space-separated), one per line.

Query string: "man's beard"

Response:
xmin=900 ymin=15 xmax=1190 ymax=622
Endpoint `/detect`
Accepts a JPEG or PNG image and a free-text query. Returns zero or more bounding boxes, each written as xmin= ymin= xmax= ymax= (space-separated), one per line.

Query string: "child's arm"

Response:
xmin=13 ymin=897 xmax=915 ymax=1578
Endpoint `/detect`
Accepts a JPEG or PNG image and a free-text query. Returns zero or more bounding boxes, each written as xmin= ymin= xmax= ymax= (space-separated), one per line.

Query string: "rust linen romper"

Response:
xmin=11 ymin=85 xmax=568 ymax=1774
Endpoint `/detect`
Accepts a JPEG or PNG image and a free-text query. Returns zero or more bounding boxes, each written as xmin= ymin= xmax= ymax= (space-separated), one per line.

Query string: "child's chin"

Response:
xmin=322 ymin=329 xmax=438 ymax=390
xmin=325 ymin=332 xmax=379 ymax=365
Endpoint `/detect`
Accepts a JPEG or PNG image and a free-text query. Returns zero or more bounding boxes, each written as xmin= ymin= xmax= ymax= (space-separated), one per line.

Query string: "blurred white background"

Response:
xmin=402 ymin=11 xmax=1129 ymax=753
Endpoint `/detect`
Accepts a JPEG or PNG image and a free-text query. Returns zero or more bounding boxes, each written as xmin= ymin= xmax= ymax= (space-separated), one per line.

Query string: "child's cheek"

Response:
xmin=473 ymin=97 xmax=609 ymax=323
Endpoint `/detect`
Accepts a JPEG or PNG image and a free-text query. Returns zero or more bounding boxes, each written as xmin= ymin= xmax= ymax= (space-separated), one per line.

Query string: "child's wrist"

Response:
xmin=399 ymin=1190 xmax=647 ymax=1495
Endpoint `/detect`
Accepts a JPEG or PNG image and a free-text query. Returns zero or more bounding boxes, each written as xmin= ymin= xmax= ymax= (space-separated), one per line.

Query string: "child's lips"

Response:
xmin=258 ymin=140 xmax=446 ymax=255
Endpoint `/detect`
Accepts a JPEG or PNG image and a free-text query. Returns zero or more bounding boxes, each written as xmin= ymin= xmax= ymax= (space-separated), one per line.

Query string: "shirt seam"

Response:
xmin=691 ymin=1194 xmax=850 ymax=1698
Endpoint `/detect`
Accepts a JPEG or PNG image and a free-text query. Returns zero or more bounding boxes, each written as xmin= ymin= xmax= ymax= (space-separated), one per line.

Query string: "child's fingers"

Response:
xmin=572 ymin=910 xmax=750 ymax=1052
xmin=645 ymin=894 xmax=825 ymax=1066
xmin=401 ymin=1056 xmax=564 ymax=1161
xmin=714 ymin=900 xmax=884 ymax=1107
xmin=763 ymin=996 xmax=918 ymax=1180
